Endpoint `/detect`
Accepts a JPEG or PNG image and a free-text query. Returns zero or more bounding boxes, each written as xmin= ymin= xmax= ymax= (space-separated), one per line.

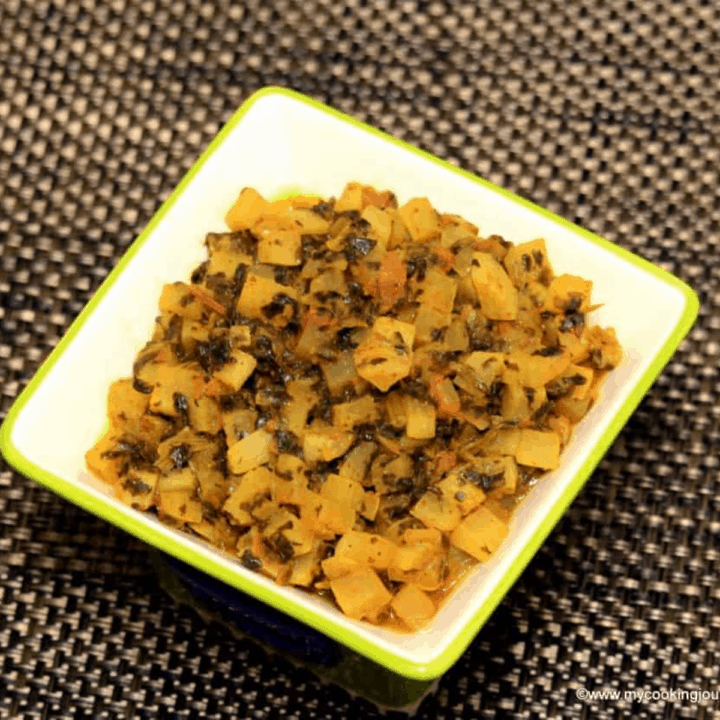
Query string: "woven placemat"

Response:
xmin=1 ymin=0 xmax=718 ymax=718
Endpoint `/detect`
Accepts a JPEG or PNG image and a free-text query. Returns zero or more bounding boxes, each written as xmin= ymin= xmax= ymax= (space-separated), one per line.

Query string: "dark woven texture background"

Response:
xmin=1 ymin=0 xmax=718 ymax=718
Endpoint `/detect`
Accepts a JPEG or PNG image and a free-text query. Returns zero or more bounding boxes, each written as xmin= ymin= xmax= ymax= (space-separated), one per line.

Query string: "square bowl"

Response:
xmin=0 ymin=87 xmax=699 ymax=680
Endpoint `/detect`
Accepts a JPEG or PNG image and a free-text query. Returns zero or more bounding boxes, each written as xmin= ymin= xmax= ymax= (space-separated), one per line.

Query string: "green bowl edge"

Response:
xmin=0 ymin=86 xmax=700 ymax=680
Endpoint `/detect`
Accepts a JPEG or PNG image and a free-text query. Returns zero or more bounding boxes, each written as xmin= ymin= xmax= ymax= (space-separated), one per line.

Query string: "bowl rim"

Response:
xmin=0 ymin=86 xmax=700 ymax=679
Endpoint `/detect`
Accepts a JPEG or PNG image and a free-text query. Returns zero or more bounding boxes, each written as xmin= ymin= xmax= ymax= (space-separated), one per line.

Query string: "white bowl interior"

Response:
xmin=9 ymin=90 xmax=688 ymax=669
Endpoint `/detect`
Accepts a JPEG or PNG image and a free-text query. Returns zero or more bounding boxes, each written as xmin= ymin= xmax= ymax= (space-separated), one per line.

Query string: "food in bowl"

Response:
xmin=86 ymin=182 xmax=622 ymax=631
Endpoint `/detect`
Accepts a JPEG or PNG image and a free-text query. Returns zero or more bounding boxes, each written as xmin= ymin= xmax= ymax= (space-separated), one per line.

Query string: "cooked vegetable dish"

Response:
xmin=86 ymin=183 xmax=622 ymax=631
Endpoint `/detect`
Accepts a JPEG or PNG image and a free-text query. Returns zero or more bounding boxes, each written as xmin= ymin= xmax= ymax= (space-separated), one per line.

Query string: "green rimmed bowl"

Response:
xmin=0 ymin=87 xmax=699 ymax=680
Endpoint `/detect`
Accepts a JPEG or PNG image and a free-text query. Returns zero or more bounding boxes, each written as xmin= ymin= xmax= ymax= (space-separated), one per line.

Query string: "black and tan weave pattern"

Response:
xmin=1 ymin=0 xmax=719 ymax=718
